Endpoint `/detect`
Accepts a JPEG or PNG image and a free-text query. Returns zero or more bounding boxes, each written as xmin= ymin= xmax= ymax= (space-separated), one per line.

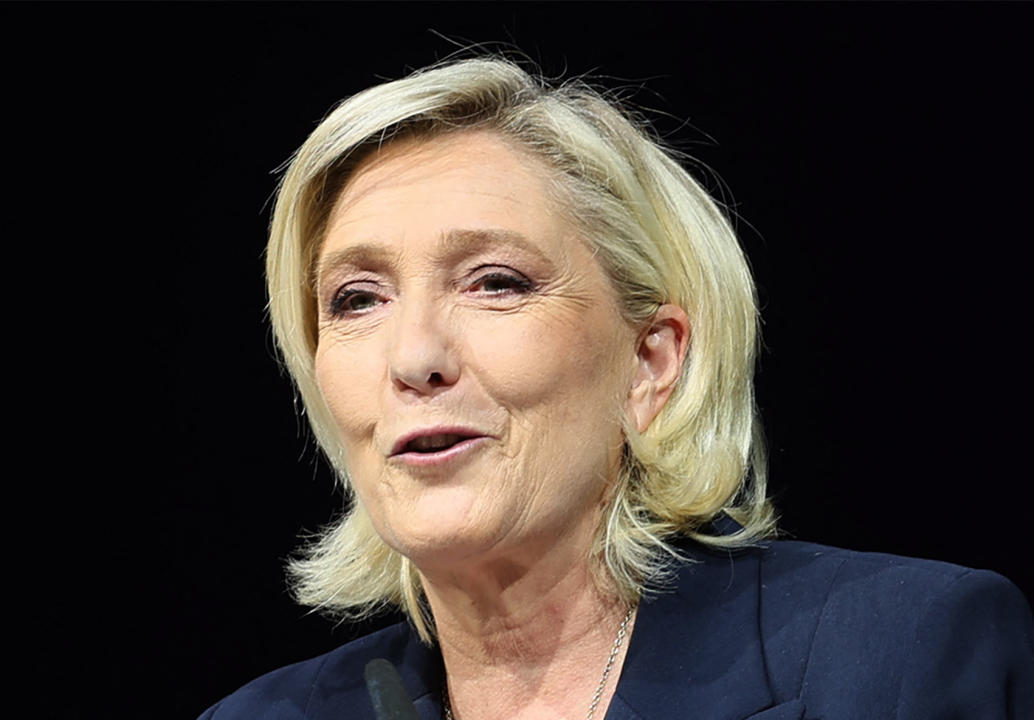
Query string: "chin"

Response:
xmin=375 ymin=494 xmax=507 ymax=567
xmin=389 ymin=529 xmax=508 ymax=573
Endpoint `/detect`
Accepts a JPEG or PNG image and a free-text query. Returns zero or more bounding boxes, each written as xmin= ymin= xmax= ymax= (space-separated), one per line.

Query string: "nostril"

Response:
xmin=428 ymin=371 xmax=444 ymax=385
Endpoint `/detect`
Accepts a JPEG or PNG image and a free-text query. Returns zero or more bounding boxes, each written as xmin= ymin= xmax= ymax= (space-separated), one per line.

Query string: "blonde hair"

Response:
xmin=267 ymin=57 xmax=776 ymax=641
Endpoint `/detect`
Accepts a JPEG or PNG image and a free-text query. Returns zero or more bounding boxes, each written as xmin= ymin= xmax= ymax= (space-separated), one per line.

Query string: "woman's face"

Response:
xmin=314 ymin=131 xmax=640 ymax=569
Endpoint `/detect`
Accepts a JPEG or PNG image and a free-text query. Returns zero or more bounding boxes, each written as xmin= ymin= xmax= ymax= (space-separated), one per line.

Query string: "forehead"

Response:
xmin=331 ymin=131 xmax=553 ymax=212
xmin=322 ymin=131 xmax=574 ymax=258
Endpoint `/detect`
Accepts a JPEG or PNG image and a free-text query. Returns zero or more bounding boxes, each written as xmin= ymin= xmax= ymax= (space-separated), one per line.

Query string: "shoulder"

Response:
xmin=196 ymin=621 xmax=417 ymax=720
xmin=672 ymin=535 xmax=1026 ymax=620
xmin=749 ymin=539 xmax=1032 ymax=639
xmin=693 ymin=539 xmax=1034 ymax=718
xmin=752 ymin=538 xmax=1013 ymax=616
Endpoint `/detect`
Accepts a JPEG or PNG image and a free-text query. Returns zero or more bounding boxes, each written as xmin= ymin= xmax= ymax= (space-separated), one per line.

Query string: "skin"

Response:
xmin=314 ymin=130 xmax=688 ymax=719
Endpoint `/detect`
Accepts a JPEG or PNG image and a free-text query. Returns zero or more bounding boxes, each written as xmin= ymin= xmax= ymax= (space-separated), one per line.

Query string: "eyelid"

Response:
xmin=326 ymin=278 xmax=389 ymax=317
xmin=467 ymin=265 xmax=534 ymax=290
xmin=468 ymin=264 xmax=532 ymax=282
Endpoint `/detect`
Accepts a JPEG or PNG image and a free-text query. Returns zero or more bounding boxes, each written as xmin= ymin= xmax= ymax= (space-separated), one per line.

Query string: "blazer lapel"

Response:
xmin=610 ymin=544 xmax=783 ymax=720
xmin=398 ymin=631 xmax=445 ymax=720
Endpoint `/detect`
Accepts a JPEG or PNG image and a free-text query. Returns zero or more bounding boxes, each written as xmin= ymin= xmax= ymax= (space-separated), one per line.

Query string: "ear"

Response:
xmin=626 ymin=304 xmax=690 ymax=433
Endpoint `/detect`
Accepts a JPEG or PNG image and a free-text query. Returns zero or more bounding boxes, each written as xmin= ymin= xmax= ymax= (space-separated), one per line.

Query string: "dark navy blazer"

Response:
xmin=198 ymin=539 xmax=1034 ymax=719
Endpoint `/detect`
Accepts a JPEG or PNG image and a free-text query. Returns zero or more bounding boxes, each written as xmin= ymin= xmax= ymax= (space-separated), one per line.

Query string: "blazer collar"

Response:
xmin=396 ymin=631 xmax=445 ymax=720
xmin=609 ymin=538 xmax=780 ymax=720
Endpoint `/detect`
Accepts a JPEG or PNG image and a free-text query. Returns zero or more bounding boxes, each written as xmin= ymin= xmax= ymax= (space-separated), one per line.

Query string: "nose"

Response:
xmin=387 ymin=299 xmax=460 ymax=396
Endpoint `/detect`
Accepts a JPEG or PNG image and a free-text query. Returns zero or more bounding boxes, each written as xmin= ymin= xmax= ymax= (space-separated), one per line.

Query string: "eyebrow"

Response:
xmin=314 ymin=228 xmax=550 ymax=290
xmin=314 ymin=243 xmax=397 ymax=290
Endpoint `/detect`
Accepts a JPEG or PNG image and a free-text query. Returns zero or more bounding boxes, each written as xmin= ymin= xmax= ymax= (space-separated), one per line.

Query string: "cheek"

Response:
xmin=467 ymin=313 xmax=632 ymax=423
xmin=313 ymin=339 xmax=383 ymax=441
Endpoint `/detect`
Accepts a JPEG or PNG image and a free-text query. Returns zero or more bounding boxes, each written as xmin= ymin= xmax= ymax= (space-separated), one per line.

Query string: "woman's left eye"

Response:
xmin=467 ymin=271 xmax=534 ymax=296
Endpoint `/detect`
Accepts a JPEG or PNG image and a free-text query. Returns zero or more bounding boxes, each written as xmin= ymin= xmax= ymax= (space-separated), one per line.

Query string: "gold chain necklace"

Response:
xmin=442 ymin=605 xmax=635 ymax=720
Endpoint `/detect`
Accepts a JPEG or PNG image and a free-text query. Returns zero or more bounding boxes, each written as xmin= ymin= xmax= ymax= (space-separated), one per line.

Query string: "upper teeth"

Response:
xmin=409 ymin=434 xmax=465 ymax=452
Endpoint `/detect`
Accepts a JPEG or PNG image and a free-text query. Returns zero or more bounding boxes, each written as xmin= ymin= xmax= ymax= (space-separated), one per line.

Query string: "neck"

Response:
xmin=418 ymin=527 xmax=635 ymax=719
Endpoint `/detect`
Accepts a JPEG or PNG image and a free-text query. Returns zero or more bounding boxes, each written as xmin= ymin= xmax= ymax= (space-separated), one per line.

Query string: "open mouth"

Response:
xmin=392 ymin=430 xmax=485 ymax=457
xmin=402 ymin=433 xmax=472 ymax=454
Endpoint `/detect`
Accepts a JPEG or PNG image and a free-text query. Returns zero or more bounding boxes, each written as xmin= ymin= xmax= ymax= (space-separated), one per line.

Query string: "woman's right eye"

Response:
xmin=329 ymin=288 xmax=385 ymax=317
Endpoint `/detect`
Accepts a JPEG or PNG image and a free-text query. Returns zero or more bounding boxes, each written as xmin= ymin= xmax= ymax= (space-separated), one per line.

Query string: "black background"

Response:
xmin=13 ymin=3 xmax=1032 ymax=719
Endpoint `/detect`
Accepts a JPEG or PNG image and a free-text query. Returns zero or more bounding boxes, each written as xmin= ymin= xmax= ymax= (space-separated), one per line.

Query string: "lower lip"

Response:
xmin=391 ymin=436 xmax=489 ymax=467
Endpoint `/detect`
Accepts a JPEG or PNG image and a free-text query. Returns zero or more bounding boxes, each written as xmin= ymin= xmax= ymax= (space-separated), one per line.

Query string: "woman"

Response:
xmin=200 ymin=58 xmax=1033 ymax=719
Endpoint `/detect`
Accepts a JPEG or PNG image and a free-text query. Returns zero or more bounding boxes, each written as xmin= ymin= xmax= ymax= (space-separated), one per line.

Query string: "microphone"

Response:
xmin=364 ymin=658 xmax=421 ymax=720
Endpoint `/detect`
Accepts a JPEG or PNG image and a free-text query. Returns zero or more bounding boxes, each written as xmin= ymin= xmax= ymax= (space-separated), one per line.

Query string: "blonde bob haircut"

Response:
xmin=268 ymin=57 xmax=776 ymax=641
